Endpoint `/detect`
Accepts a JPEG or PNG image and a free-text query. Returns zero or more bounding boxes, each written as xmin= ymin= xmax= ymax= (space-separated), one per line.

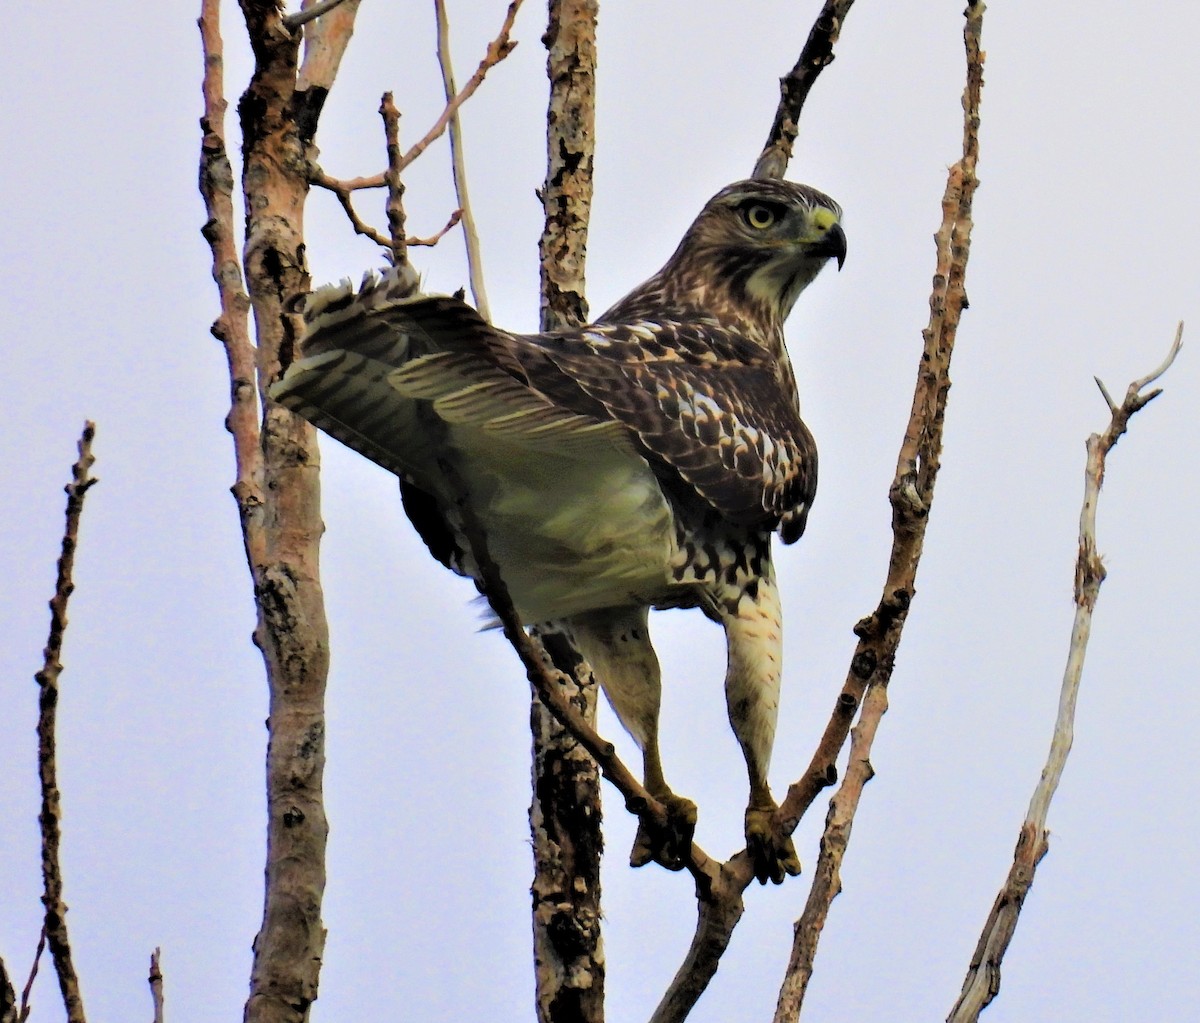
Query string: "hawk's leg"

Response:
xmin=564 ymin=609 xmax=697 ymax=871
xmin=718 ymin=561 xmax=802 ymax=885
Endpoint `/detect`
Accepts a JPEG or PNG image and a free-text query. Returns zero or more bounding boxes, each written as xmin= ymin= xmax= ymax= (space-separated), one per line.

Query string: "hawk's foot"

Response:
xmin=630 ymin=791 xmax=698 ymax=871
xmin=745 ymin=805 xmax=802 ymax=885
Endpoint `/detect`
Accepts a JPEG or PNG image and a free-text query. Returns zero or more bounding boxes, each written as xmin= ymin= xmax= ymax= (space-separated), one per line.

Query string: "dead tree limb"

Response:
xmin=17 ymin=929 xmax=45 ymax=1023
xmin=35 ymin=422 xmax=98 ymax=1023
xmin=772 ymin=4 xmax=986 ymax=1019
xmin=309 ymin=166 xmax=397 ymax=250
xmin=529 ymin=4 xmax=604 ymax=1022
xmin=199 ymin=0 xmax=361 ymax=1019
xmin=947 ymin=323 xmax=1183 ymax=1023
xmin=752 ymin=0 xmax=858 ymax=180
xmin=380 ymin=91 xmax=409 ymax=262
xmin=306 ymin=0 xmax=519 ymax=260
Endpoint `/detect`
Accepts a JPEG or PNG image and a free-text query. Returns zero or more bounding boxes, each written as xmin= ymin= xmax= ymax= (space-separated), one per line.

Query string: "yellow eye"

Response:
xmin=744 ymin=203 xmax=778 ymax=230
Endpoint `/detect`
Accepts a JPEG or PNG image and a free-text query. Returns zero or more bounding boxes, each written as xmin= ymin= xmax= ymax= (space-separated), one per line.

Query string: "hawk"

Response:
xmin=271 ymin=179 xmax=846 ymax=884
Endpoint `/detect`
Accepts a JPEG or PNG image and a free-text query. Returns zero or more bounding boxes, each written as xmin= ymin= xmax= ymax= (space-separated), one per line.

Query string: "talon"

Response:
xmin=745 ymin=805 xmax=802 ymax=885
xmin=630 ymin=792 xmax=697 ymax=871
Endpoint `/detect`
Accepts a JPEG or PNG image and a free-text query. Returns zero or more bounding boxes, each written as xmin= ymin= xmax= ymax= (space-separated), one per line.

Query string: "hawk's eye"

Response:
xmin=742 ymin=203 xmax=779 ymax=230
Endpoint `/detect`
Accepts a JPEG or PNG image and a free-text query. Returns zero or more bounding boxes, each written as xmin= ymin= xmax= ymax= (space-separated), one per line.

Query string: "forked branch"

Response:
xmin=308 ymin=2 xmax=521 ymax=266
xmin=947 ymin=322 xmax=1183 ymax=1023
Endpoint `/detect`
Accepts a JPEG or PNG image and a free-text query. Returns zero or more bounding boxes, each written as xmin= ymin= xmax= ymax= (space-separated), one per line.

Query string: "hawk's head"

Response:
xmin=623 ymin=179 xmax=845 ymax=337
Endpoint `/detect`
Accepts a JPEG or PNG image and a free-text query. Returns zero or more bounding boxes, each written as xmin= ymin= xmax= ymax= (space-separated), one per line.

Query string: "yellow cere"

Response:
xmin=809 ymin=206 xmax=839 ymax=234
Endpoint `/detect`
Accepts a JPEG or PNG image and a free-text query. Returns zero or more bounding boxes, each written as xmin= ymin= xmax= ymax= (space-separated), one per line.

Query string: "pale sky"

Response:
xmin=2 ymin=2 xmax=1197 ymax=1021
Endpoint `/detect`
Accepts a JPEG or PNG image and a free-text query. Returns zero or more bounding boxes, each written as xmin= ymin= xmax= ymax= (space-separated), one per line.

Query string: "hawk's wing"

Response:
xmin=518 ymin=321 xmax=818 ymax=543
xmin=270 ymin=276 xmax=632 ymax=487
xmin=271 ymin=278 xmax=816 ymax=543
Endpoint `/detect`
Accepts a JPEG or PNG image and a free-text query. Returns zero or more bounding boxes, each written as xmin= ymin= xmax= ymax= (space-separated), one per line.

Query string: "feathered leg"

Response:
xmin=718 ymin=558 xmax=802 ymax=884
xmin=564 ymin=608 xmax=697 ymax=870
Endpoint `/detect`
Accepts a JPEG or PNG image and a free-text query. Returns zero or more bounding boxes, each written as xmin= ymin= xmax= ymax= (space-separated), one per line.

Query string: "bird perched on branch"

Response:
xmin=270 ymin=178 xmax=846 ymax=884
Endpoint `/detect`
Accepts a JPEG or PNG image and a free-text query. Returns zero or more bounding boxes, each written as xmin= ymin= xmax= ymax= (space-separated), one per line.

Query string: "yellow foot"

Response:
xmin=745 ymin=805 xmax=802 ymax=885
xmin=630 ymin=792 xmax=698 ymax=871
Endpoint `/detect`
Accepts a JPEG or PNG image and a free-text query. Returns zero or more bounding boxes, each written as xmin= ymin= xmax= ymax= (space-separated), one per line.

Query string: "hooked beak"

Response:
xmin=815 ymin=221 xmax=847 ymax=270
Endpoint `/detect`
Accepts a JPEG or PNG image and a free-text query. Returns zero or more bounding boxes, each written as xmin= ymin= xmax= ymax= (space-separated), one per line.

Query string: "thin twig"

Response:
xmin=400 ymin=0 xmax=522 ymax=174
xmin=434 ymin=0 xmax=499 ymax=319
xmin=37 ymin=423 xmax=97 ymax=1023
xmin=310 ymin=168 xmax=395 ymax=250
xmin=408 ymin=208 xmax=463 ymax=247
xmin=311 ymin=0 xmax=521 ymax=204
xmin=148 ymin=949 xmax=164 ymax=1023
xmin=772 ymin=5 xmax=986 ymax=1020
xmin=304 ymin=0 xmax=520 ymax=202
xmin=752 ymin=0 xmax=857 ymax=180
xmin=283 ymin=0 xmax=353 ymax=32
xmin=311 ymin=162 xmax=462 ymax=252
xmin=309 ymin=171 xmax=385 ymax=193
xmin=18 ymin=928 xmax=46 ymax=1023
xmin=947 ymin=322 xmax=1183 ymax=1023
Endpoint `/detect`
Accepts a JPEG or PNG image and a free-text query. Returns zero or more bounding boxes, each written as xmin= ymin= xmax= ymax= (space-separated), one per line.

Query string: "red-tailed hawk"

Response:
xmin=271 ymin=179 xmax=846 ymax=883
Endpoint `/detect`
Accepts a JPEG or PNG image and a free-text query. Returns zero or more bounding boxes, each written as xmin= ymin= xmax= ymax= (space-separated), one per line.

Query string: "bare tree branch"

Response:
xmin=399 ymin=1 xmax=522 ymax=175
xmin=408 ymin=208 xmax=464 ymax=247
xmin=147 ymin=949 xmax=164 ymax=1023
xmin=202 ymin=1 xmax=360 ymax=1019
xmin=947 ymin=322 xmax=1183 ymax=1023
xmin=306 ymin=0 xmax=520 ymax=264
xmin=305 ymin=0 xmax=519 ymax=197
xmin=380 ymin=92 xmax=409 ymax=263
xmin=434 ymin=0 xmax=499 ymax=319
xmin=284 ymin=0 xmax=354 ymax=32
xmin=529 ymin=4 xmax=604 ymax=1021
xmin=16 ymin=929 xmax=45 ymax=1023
xmin=752 ymin=0 xmax=858 ymax=180
xmin=310 ymin=166 xmax=397 ymax=250
xmin=538 ymin=0 xmax=596 ymax=331
xmin=36 ymin=422 xmax=98 ymax=1023
xmin=772 ymin=5 xmax=986 ymax=1019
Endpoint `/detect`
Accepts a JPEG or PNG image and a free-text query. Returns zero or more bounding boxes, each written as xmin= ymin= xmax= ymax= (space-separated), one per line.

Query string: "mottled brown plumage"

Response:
xmin=270 ymin=179 xmax=845 ymax=883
